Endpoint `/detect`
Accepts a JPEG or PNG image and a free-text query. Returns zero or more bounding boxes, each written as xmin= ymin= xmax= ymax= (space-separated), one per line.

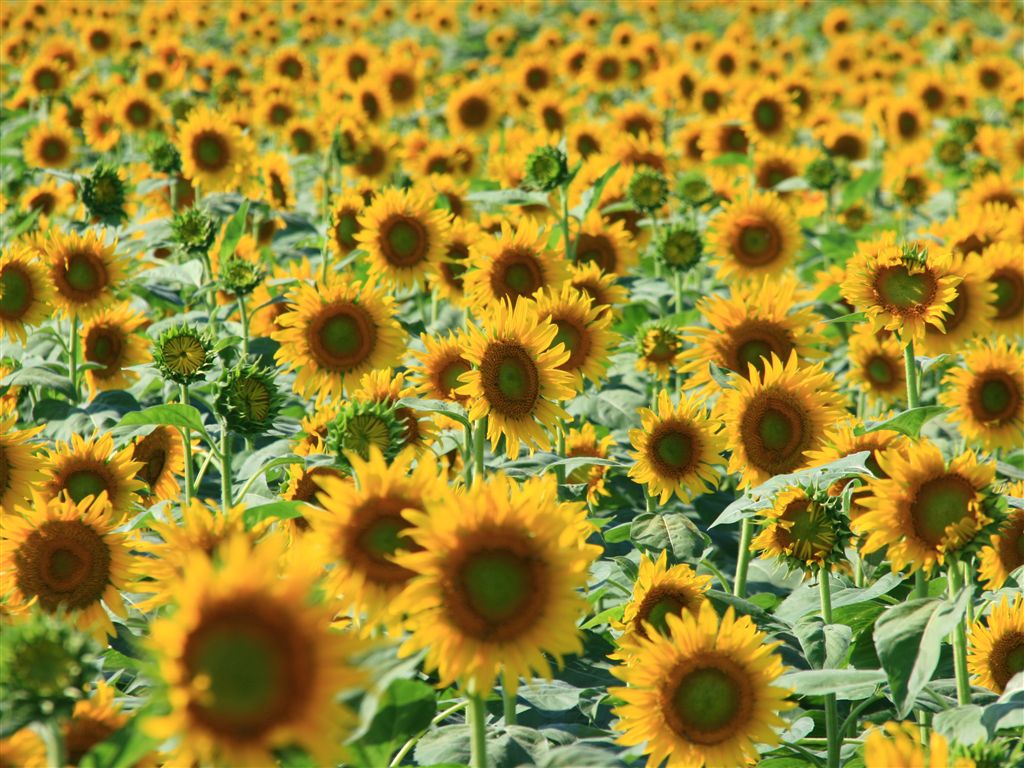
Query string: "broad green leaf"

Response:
xmin=349 ymin=679 xmax=437 ymax=768
xmin=874 ymin=589 xmax=972 ymax=717
xmin=398 ymin=397 xmax=471 ymax=430
xmin=219 ymin=199 xmax=250 ymax=264
xmin=603 ymin=522 xmax=632 ymax=543
xmin=779 ymin=668 xmax=886 ymax=700
xmin=570 ymin=162 xmax=621 ymax=220
xmin=581 ymin=604 xmax=625 ymax=629
xmin=709 ymin=152 xmax=752 ymax=166
xmin=856 ymin=406 xmax=950 ymax=439
xmin=117 ymin=404 xmax=210 ymax=439
xmin=243 ymin=500 xmax=305 ymax=527
xmin=792 ymin=615 xmax=853 ymax=670
xmin=822 ymin=311 xmax=867 ymax=325
xmin=2 ymin=362 xmax=73 ymax=395
xmin=932 ymin=705 xmax=988 ymax=745
xmin=631 ymin=512 xmax=709 ymax=563
xmin=517 ymin=680 xmax=582 ymax=711
xmin=775 ymin=572 xmax=903 ymax=625
xmin=465 ymin=188 xmax=552 ymax=208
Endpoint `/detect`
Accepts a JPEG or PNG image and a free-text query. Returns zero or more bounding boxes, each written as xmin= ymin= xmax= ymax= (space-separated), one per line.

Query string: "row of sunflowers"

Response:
xmin=1 ymin=1 xmax=1023 ymax=767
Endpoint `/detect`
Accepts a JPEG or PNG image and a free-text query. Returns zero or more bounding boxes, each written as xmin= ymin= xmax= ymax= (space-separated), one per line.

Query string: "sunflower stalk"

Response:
xmin=733 ymin=519 xmax=754 ymax=598
xmin=40 ymin=719 xmax=66 ymax=768
xmin=220 ymin=423 xmax=233 ymax=513
xmin=503 ymin=687 xmax=517 ymax=725
xmin=819 ymin=568 xmax=841 ymax=768
xmin=467 ymin=691 xmax=488 ymax=768
xmin=68 ymin=315 xmax=80 ymax=403
xmin=237 ymin=295 xmax=249 ymax=358
xmin=180 ymin=383 xmax=193 ymax=509
xmin=559 ymin=186 xmax=574 ymax=263
xmin=463 ymin=422 xmax=474 ymax=487
xmin=473 ymin=416 xmax=487 ymax=481
xmin=903 ymin=338 xmax=920 ymax=408
xmin=947 ymin=560 xmax=971 ymax=706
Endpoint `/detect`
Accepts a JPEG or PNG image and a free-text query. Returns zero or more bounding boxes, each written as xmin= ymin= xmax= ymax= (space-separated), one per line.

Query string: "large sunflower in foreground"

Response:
xmin=39 ymin=432 xmax=145 ymax=518
xmin=308 ymin=447 xmax=446 ymax=626
xmin=713 ymin=353 xmax=847 ymax=488
xmin=456 ymin=299 xmax=576 ymax=459
xmin=852 ymin=441 xmax=998 ymax=575
xmin=395 ymin=472 xmax=601 ymax=694
xmin=0 ymin=415 xmax=45 ymax=510
xmin=176 ymin=104 xmax=253 ymax=193
xmin=679 ymin=273 xmax=826 ymax=388
xmin=706 ymin=190 xmax=800 ymax=281
xmin=610 ymin=603 xmax=794 ymax=768
xmin=612 ymin=550 xmax=712 ymax=654
xmin=464 ymin=218 xmax=568 ymax=308
xmin=939 ymin=336 xmax=1023 ymax=452
xmin=146 ymin=535 xmax=366 ymax=767
xmin=0 ymin=245 xmax=52 ymax=342
xmin=0 ymin=729 xmax=46 ymax=767
xmin=532 ymin=283 xmax=620 ymax=387
xmin=966 ymin=594 xmax=1024 ymax=695
xmin=43 ymin=229 xmax=128 ymax=320
xmin=273 ymin=279 xmax=405 ymax=403
xmin=0 ymin=494 xmax=134 ymax=642
xmin=629 ymin=390 xmax=725 ymax=503
xmin=841 ymin=234 xmax=961 ymax=344
xmin=354 ymin=186 xmax=450 ymax=290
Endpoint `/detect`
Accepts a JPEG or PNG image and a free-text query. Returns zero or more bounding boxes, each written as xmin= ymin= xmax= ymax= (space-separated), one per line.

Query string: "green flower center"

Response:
xmin=736 ymin=339 xmax=775 ymax=372
xmin=758 ymin=408 xmax=796 ymax=452
xmin=383 ymin=218 xmax=427 ymax=266
xmin=972 ymin=372 xmax=1019 ymax=423
xmin=127 ymin=102 xmax=151 ymax=126
xmin=440 ymin=360 xmax=471 ymax=396
xmin=459 ymin=549 xmax=533 ymax=623
xmin=992 ymin=269 xmax=1023 ymax=320
xmin=875 ymin=265 xmax=935 ymax=310
xmin=754 ymin=99 xmax=781 ymax=131
xmin=912 ymin=474 xmax=975 ymax=547
xmin=480 ymin=342 xmax=541 ymax=418
xmin=0 ymin=264 xmax=32 ymax=319
xmin=653 ymin=429 xmax=694 ymax=471
xmin=866 ymin=355 xmax=896 ymax=385
xmin=65 ymin=252 xmax=102 ymax=293
xmin=672 ymin=665 xmax=743 ymax=738
xmin=193 ymin=132 xmax=228 ymax=171
xmin=65 ymin=470 xmax=107 ymax=503
xmin=35 ymin=69 xmax=58 ymax=91
xmin=85 ymin=328 xmax=122 ymax=369
xmin=638 ymin=589 xmax=689 ymax=637
xmin=359 ymin=516 xmax=410 ymax=560
xmin=41 ymin=137 xmax=68 ymax=163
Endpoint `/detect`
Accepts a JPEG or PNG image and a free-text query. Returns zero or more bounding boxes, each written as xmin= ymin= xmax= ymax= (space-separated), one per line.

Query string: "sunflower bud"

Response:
xmin=934 ymin=134 xmax=965 ymax=167
xmin=215 ymin=360 xmax=283 ymax=436
xmin=147 ymin=138 xmax=182 ymax=175
xmin=327 ymin=400 xmax=405 ymax=469
xmin=675 ymin=172 xmax=714 ymax=207
xmin=949 ymin=116 xmax=977 ymax=144
xmin=171 ymin=207 xmax=217 ymax=256
xmin=523 ymin=146 xmax=569 ymax=191
xmin=219 ymin=256 xmax=266 ymax=297
xmin=0 ymin=609 xmax=101 ymax=725
xmin=153 ymin=324 xmax=214 ymax=385
xmin=654 ymin=223 xmax=703 ymax=273
xmin=804 ymin=156 xmax=840 ymax=191
xmin=81 ymin=165 xmax=128 ymax=225
xmin=953 ymin=739 xmax=1024 ymax=768
xmin=627 ymin=168 xmax=669 ymax=212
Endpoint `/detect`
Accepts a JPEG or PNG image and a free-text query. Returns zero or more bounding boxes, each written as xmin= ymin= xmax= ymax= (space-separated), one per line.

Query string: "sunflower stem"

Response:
xmin=40 ymin=720 xmax=65 ymax=768
xmin=559 ymin=186 xmax=574 ymax=263
xmin=430 ymin=289 xmax=439 ymax=325
xmin=180 ymin=384 xmax=193 ymax=509
xmin=819 ymin=567 xmax=841 ymax=768
xmin=220 ymin=423 xmax=233 ymax=513
xmin=733 ymin=519 xmax=754 ymax=598
xmin=503 ymin=686 xmax=517 ymax=725
xmin=947 ymin=560 xmax=972 ymax=706
xmin=464 ymin=422 xmax=475 ymax=487
xmin=903 ymin=339 xmax=919 ymax=409
xmin=237 ymin=295 xmax=249 ymax=358
xmin=913 ymin=569 xmax=927 ymax=599
xmin=673 ymin=268 xmax=683 ymax=316
xmin=389 ymin=701 xmax=469 ymax=768
xmin=473 ymin=417 xmax=486 ymax=481
xmin=467 ymin=691 xmax=488 ymax=768
xmin=68 ymin=315 xmax=80 ymax=403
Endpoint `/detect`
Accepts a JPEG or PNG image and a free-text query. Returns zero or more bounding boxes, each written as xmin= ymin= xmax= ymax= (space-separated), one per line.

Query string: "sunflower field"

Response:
xmin=2 ymin=1 xmax=1024 ymax=767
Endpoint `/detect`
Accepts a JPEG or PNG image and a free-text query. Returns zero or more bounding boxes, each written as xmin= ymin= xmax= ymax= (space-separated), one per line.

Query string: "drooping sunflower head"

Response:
xmin=531 ymin=283 xmax=619 ymax=387
xmin=0 ymin=493 xmax=135 ymax=642
xmin=130 ymin=425 xmax=185 ymax=506
xmin=81 ymin=164 xmax=129 ymax=226
xmin=570 ymin=211 xmax=637 ymax=278
xmin=327 ymin=399 xmax=407 ymax=470
xmin=751 ymin=486 xmax=850 ymax=572
xmin=714 ymin=352 xmax=848 ymax=489
xmin=0 ymin=244 xmax=52 ymax=343
xmin=707 ymin=191 xmax=800 ymax=281
xmin=40 ymin=432 xmax=145 ymax=518
xmin=841 ymin=234 xmax=962 ymax=344
xmin=43 ymin=228 xmax=127 ymax=321
xmin=967 ymin=594 xmax=1024 ymax=695
xmin=215 ymin=360 xmax=284 ymax=437
xmin=146 ymin=535 xmax=366 ymax=767
xmin=352 ymin=367 xmax=436 ymax=451
xmin=629 ymin=389 xmax=725 ymax=504
xmin=610 ymin=603 xmax=795 ymax=768
xmin=394 ymin=472 xmax=601 ymax=694
xmin=152 ymin=324 xmax=214 ymax=385
xmin=853 ymin=441 xmax=1002 ymax=575
xmin=465 ymin=218 xmax=569 ymax=309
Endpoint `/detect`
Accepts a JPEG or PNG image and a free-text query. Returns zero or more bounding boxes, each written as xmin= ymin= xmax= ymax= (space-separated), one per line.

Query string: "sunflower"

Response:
xmin=352 ymin=367 xmax=436 ymax=451
xmin=751 ymin=487 xmax=846 ymax=570
xmin=133 ymin=500 xmax=254 ymax=611
xmin=852 ymin=441 xmax=998 ymax=575
xmin=465 ymin=219 xmax=568 ymax=309
xmin=847 ymin=329 xmax=907 ymax=409
xmin=113 ymin=86 xmax=166 ymax=134
xmin=249 ymin=259 xmax=314 ymax=340
xmin=39 ymin=432 xmax=145 ymax=517
xmin=984 ymin=241 xmax=1024 ymax=334
xmin=967 ymin=595 xmax=1024 ymax=695
xmin=629 ymin=390 xmax=725 ymax=504
xmin=0 ymin=244 xmax=52 ymax=342
xmin=22 ymin=119 xmax=76 ymax=169
xmin=0 ymin=415 xmax=45 ymax=511
xmin=918 ymin=253 xmax=996 ymax=356
xmin=816 ymin=120 xmax=870 ymax=162
xmin=610 ymin=603 xmax=794 ymax=768
xmin=714 ymin=353 xmax=847 ymax=489
xmin=176 ymin=104 xmax=253 ymax=194
xmin=863 ymin=722 xmax=968 ymax=768
xmin=43 ymin=228 xmax=128 ymax=321
xmin=430 ymin=217 xmax=481 ymax=304
xmin=707 ymin=191 xmax=800 ymax=281
xmin=532 ymin=283 xmax=619 ymax=387
xmin=842 ymin=234 xmax=961 ymax=344
xmin=63 ymin=681 xmax=131 ymax=765
xmin=0 ymin=729 xmax=46 ymax=768
xmin=0 ymin=494 xmax=135 ymax=642
xmin=742 ymin=82 xmax=799 ymax=142
xmin=940 ymin=336 xmax=1023 ymax=452
xmin=570 ymin=212 xmax=637 ymax=277
xmin=612 ymin=551 xmax=712 ymax=654
xmin=960 ymin=172 xmax=1022 ymax=212
xmin=569 ymin=262 xmax=629 ymax=317
xmin=294 ymin=401 xmax=341 ymax=458
xmin=456 ymin=300 xmax=576 ymax=459
xmin=978 ymin=504 xmax=1024 ymax=591
xmin=145 ymin=535 xmax=366 ymax=767
xmin=635 ymin=322 xmax=686 ymax=381
xmin=447 ymin=78 xmax=501 ymax=135
xmin=395 ymin=472 xmax=601 ymax=694
xmin=679 ymin=274 xmax=826 ymax=389
xmin=272 ymin=279 xmax=405 ymax=404
xmin=130 ymin=425 xmax=185 ymax=505
xmin=18 ymin=176 xmax=75 ymax=222
xmin=410 ymin=331 xmax=472 ymax=404
xmin=308 ymin=447 xmax=445 ymax=625
xmin=78 ymin=303 xmax=150 ymax=398
xmin=354 ymin=187 xmax=450 ymax=290
xmin=281 ymin=465 xmax=347 ymax=528
xmin=326 ymin=191 xmax=365 ymax=263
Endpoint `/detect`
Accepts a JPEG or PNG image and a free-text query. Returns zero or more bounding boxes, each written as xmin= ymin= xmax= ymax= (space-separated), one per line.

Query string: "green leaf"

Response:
xmin=570 ymin=162 xmax=621 ymax=220
xmin=349 ymin=679 xmax=437 ymax=768
xmin=603 ymin=522 xmax=632 ymax=543
xmin=775 ymin=573 xmax=903 ymax=625
xmin=117 ymin=403 xmax=210 ymax=440
xmin=708 ymin=361 xmax=736 ymax=389
xmin=79 ymin=715 xmax=161 ymax=768
xmin=709 ymin=152 xmax=752 ymax=167
xmin=841 ymin=168 xmax=882 ymax=209
xmin=792 ymin=616 xmax=853 ymax=670
xmin=140 ymin=260 xmax=205 ymax=288
xmin=822 ymin=311 xmax=867 ymax=325
xmin=219 ymin=199 xmax=251 ymax=264
xmin=518 ymin=680 xmax=582 ymax=711
xmin=856 ymin=406 xmax=950 ymax=439
xmin=581 ymin=604 xmax=625 ymax=629
xmin=631 ymin=512 xmax=710 ymax=563
xmin=243 ymin=500 xmax=305 ymax=527
xmin=398 ymin=397 xmax=471 ymax=430
xmin=465 ymin=188 xmax=551 ymax=208
xmin=779 ymin=668 xmax=886 ymax=700
xmin=932 ymin=705 xmax=988 ymax=745
xmin=874 ymin=590 xmax=972 ymax=717
xmin=1 ymin=363 xmax=73 ymax=396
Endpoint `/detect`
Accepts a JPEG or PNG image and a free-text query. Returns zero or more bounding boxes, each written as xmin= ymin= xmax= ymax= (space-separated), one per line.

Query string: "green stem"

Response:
xmin=473 ymin=417 xmax=486 ymax=481
xmin=430 ymin=289 xmax=438 ymax=325
xmin=238 ymin=295 xmax=249 ymax=358
xmin=700 ymin=558 xmax=732 ymax=594
xmin=913 ymin=569 xmax=928 ymax=599
xmin=841 ymin=695 xmax=884 ymax=738
xmin=947 ymin=561 xmax=971 ymax=706
xmin=193 ymin=447 xmax=217 ymax=490
xmin=464 ymin=422 xmax=475 ymax=487
xmin=820 ymin=568 xmax=841 ymax=768
xmin=40 ymin=720 xmax=65 ymax=768
xmin=220 ymin=423 xmax=233 ymax=513
xmin=903 ymin=339 xmax=919 ymax=408
xmin=467 ymin=692 xmax=487 ymax=768
xmin=389 ymin=701 xmax=469 ymax=768
xmin=180 ymin=384 xmax=193 ymax=510
xmin=69 ymin=315 xmax=80 ymax=402
xmin=673 ymin=269 xmax=683 ymax=315
xmin=559 ymin=187 xmax=573 ymax=262
xmin=503 ymin=687 xmax=517 ymax=725
xmin=733 ymin=519 xmax=754 ymax=598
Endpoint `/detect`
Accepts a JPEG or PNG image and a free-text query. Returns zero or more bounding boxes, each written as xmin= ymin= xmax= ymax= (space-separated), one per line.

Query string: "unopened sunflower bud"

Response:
xmin=524 ymin=146 xmax=569 ymax=191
